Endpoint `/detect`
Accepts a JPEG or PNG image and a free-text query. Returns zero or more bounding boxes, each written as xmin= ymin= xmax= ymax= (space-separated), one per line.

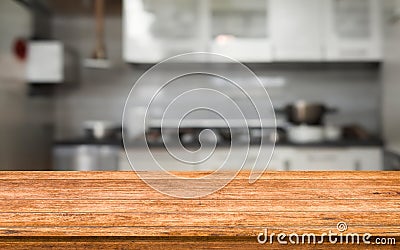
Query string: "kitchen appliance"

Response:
xmin=26 ymin=41 xmax=63 ymax=83
xmin=277 ymin=101 xmax=337 ymax=125
xmin=83 ymin=120 xmax=121 ymax=140
xmin=0 ymin=1 xmax=54 ymax=170
xmin=26 ymin=40 xmax=78 ymax=85
xmin=53 ymin=144 xmax=119 ymax=171
xmin=53 ymin=121 xmax=122 ymax=171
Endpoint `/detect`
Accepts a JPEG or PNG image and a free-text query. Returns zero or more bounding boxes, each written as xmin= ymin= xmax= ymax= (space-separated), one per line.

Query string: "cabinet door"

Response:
xmin=122 ymin=148 xmax=198 ymax=171
xmin=324 ymin=0 xmax=382 ymax=61
xmin=192 ymin=146 xmax=282 ymax=171
xmin=348 ymin=148 xmax=383 ymax=170
xmin=270 ymin=0 xmax=323 ymax=61
xmin=209 ymin=0 xmax=272 ymax=62
xmin=268 ymin=147 xmax=293 ymax=171
xmin=287 ymin=148 xmax=358 ymax=171
xmin=123 ymin=0 xmax=206 ymax=63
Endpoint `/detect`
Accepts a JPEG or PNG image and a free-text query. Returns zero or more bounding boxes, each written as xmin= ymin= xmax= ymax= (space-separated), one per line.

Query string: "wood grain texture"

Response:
xmin=0 ymin=171 xmax=399 ymax=249
xmin=0 ymin=237 xmax=399 ymax=250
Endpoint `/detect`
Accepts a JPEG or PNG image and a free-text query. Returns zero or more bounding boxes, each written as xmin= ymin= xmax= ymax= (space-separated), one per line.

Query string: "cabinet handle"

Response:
xmin=354 ymin=160 xmax=361 ymax=171
xmin=284 ymin=160 xmax=290 ymax=171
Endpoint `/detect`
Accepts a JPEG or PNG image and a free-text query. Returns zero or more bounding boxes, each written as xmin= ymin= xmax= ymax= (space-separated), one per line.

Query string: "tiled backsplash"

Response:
xmin=52 ymin=16 xmax=381 ymax=139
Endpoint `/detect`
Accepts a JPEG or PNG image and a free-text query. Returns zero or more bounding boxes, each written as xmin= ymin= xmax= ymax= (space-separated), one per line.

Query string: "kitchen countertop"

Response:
xmin=276 ymin=138 xmax=383 ymax=147
xmin=0 ymin=171 xmax=399 ymax=248
xmin=54 ymin=138 xmax=384 ymax=148
xmin=54 ymin=138 xmax=123 ymax=146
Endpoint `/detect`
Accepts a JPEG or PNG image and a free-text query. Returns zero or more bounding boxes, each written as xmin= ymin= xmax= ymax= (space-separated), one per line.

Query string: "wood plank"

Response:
xmin=2 ymin=179 xmax=400 ymax=189
xmin=1 ymin=199 xmax=398 ymax=213
xmin=0 ymin=171 xmax=398 ymax=248
xmin=1 ymin=187 xmax=398 ymax=200
xmin=1 ymin=178 xmax=400 ymax=200
xmin=0 ymin=226 xmax=400 ymax=237
xmin=0 ymin=211 xmax=398 ymax=227
xmin=0 ymin=171 xmax=398 ymax=180
xmin=0 ymin=237 xmax=397 ymax=250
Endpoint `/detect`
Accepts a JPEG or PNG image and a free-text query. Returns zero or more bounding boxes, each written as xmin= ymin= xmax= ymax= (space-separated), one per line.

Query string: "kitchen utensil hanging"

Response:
xmin=83 ymin=0 xmax=111 ymax=69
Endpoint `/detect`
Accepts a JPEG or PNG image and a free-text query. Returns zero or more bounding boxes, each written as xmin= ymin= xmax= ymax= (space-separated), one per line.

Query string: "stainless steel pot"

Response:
xmin=277 ymin=101 xmax=337 ymax=125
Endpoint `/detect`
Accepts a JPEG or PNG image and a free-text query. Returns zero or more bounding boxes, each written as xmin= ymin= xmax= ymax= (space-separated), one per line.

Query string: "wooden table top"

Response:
xmin=0 ymin=171 xmax=399 ymax=249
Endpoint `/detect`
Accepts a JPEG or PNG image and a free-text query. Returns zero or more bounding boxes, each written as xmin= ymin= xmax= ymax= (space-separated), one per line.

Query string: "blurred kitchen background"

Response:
xmin=0 ymin=0 xmax=400 ymax=171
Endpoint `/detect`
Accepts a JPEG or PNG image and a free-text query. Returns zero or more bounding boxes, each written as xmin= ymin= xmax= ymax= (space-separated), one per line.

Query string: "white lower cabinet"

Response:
xmin=276 ymin=147 xmax=383 ymax=171
xmin=121 ymin=147 xmax=281 ymax=171
xmin=120 ymin=147 xmax=383 ymax=171
xmin=120 ymin=148 xmax=198 ymax=171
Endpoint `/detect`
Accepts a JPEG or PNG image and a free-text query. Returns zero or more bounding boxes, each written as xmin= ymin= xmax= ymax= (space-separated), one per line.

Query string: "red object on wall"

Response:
xmin=13 ymin=38 xmax=27 ymax=61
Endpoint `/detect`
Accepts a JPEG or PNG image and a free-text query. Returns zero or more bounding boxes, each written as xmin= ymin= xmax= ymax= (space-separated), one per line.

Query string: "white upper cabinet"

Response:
xmin=324 ymin=0 xmax=382 ymax=61
xmin=270 ymin=0 xmax=323 ymax=61
xmin=123 ymin=0 xmax=271 ymax=63
xmin=123 ymin=0 xmax=382 ymax=63
xmin=123 ymin=0 xmax=206 ymax=63
xmin=208 ymin=0 xmax=272 ymax=62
